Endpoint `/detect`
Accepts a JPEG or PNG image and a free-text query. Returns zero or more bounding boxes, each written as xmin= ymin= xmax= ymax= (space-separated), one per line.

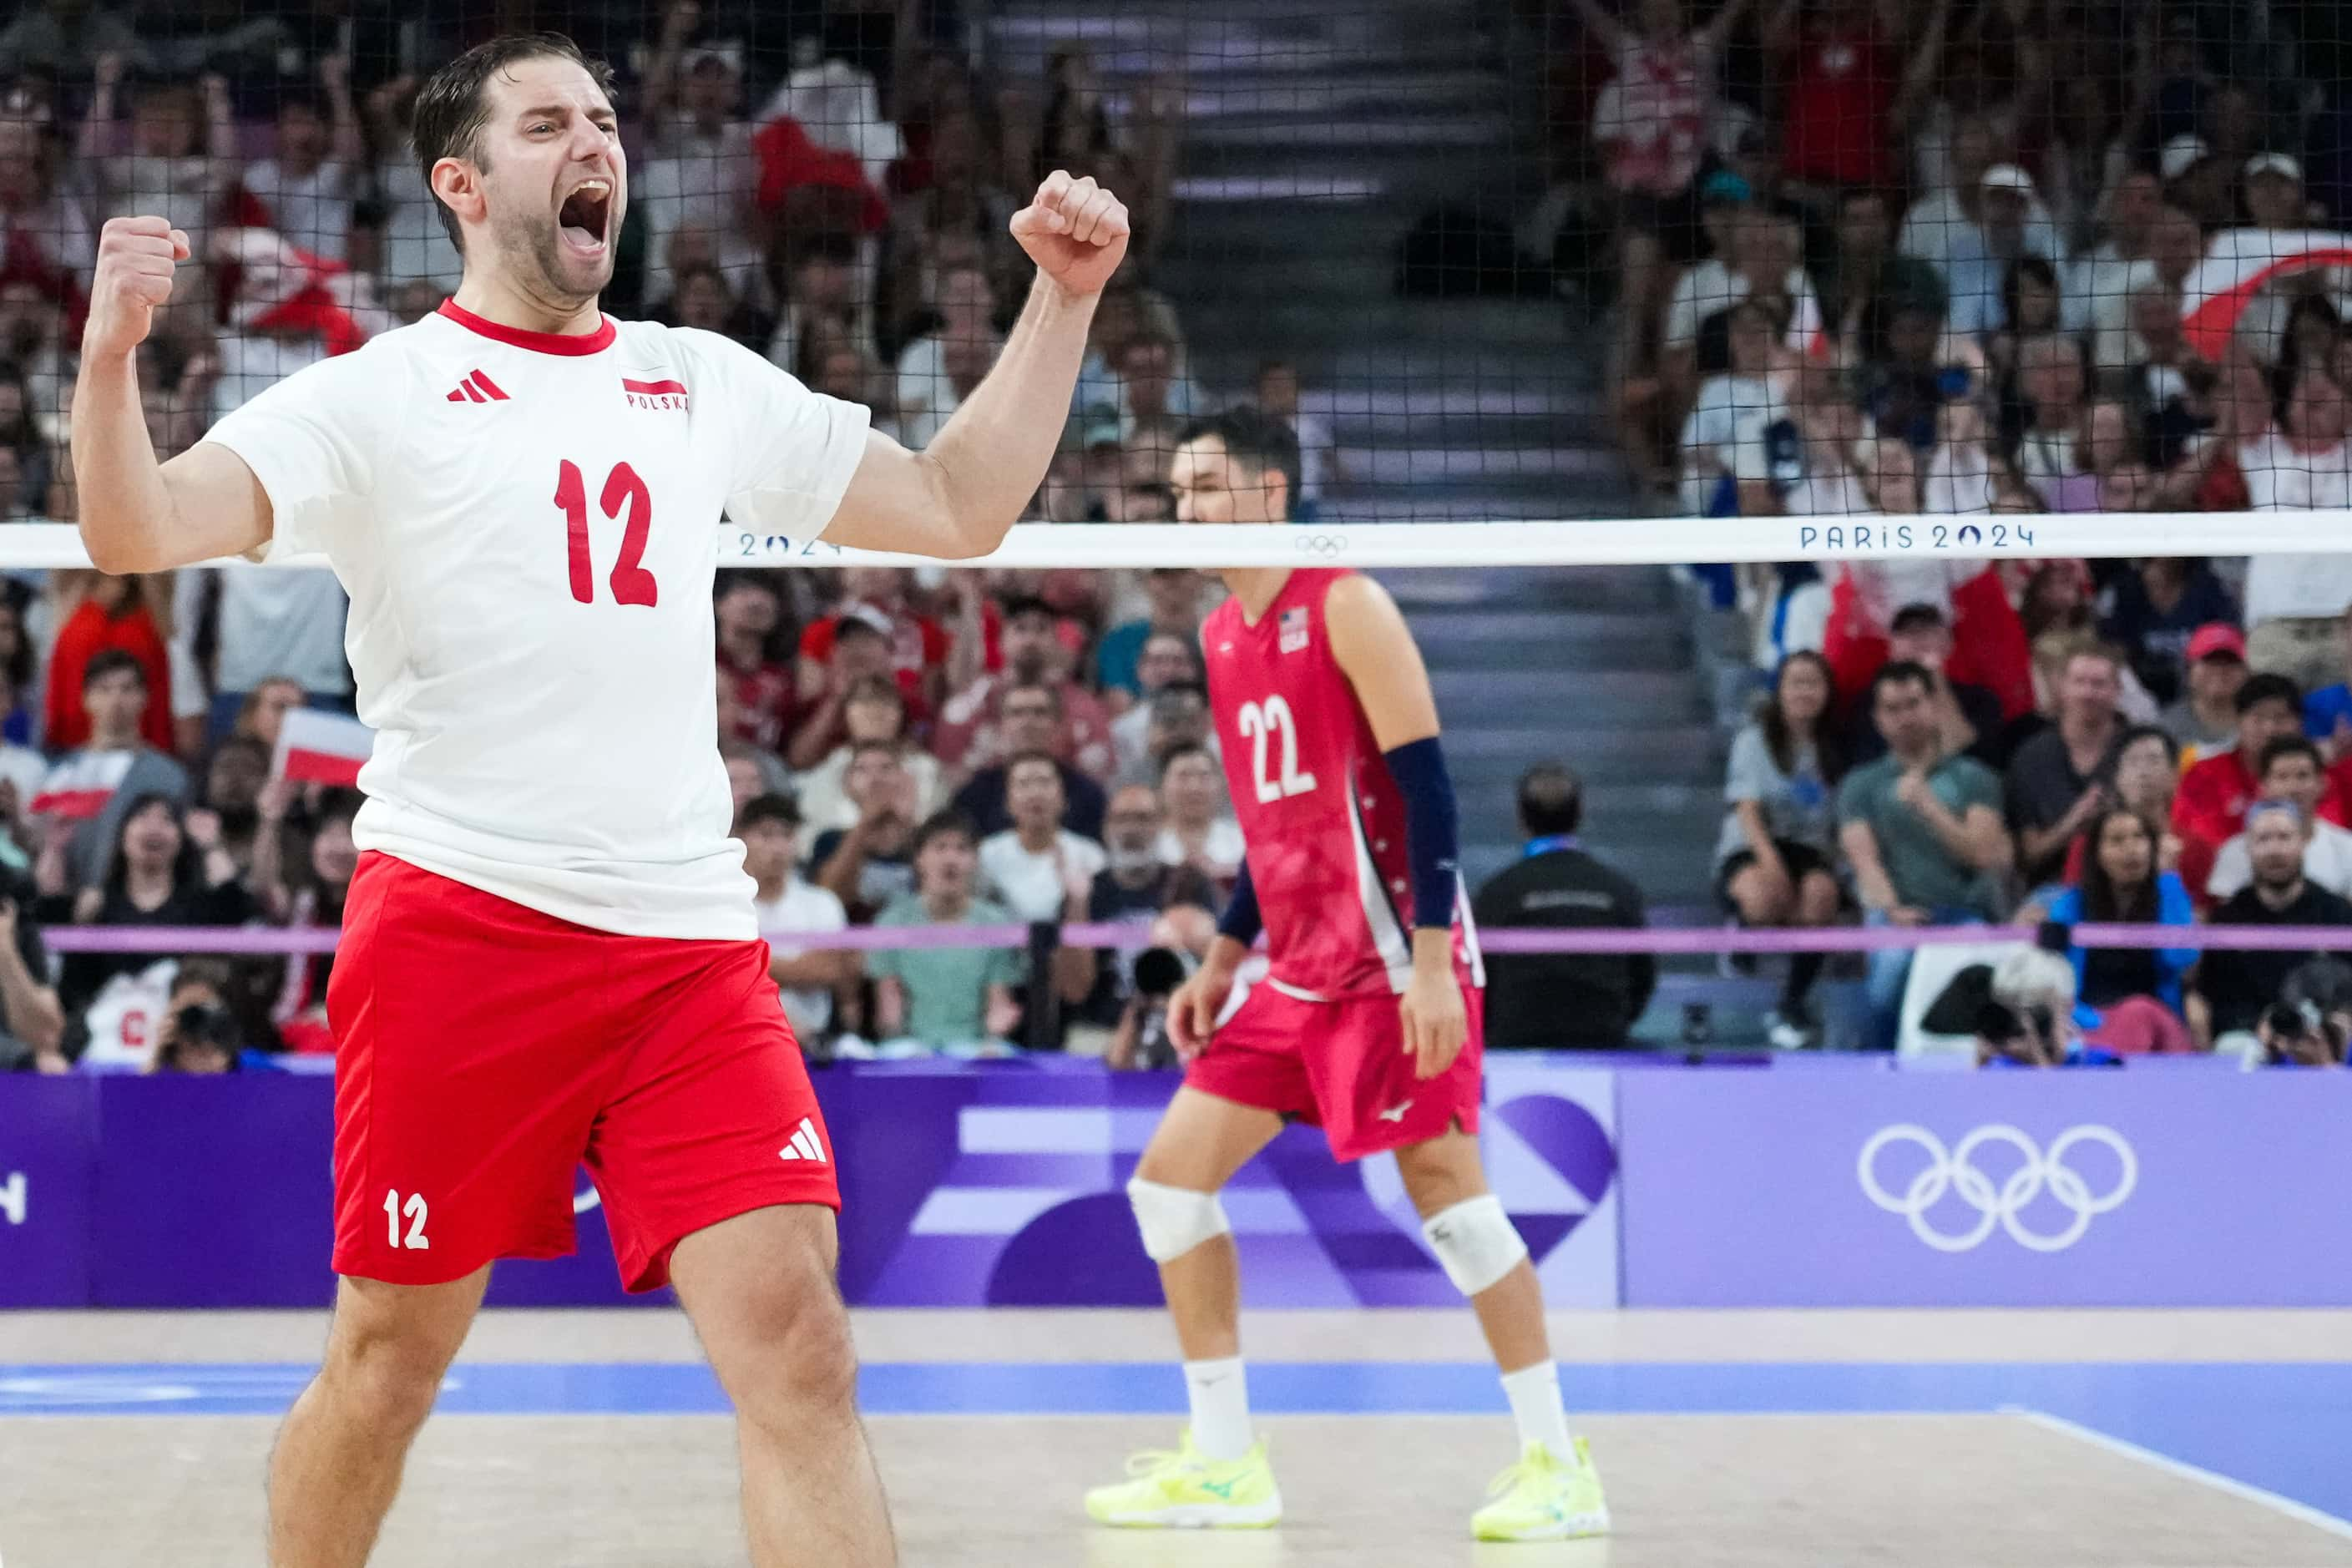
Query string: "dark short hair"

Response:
xmin=412 ymin=33 xmax=616 ymax=254
xmin=1156 ymin=741 xmax=1216 ymax=780
xmin=1004 ymin=750 xmax=1062 ymax=787
xmin=83 ymin=648 xmax=148 ymax=692
xmin=832 ymin=613 xmax=887 ymax=645
xmin=1889 ymin=601 xmax=1948 ymax=636
xmin=913 ymin=809 xmax=977 ymax=856
xmin=1176 ymin=405 xmax=1302 ymax=518
xmin=1871 ymin=659 xmax=1935 ymax=704
xmin=737 ymin=792 xmax=801 ymax=832
xmin=999 ymin=594 xmax=1056 ymax=626
xmin=2260 ymin=734 xmax=2325 ymax=778
xmin=2115 ymin=723 xmax=2179 ymax=766
xmin=209 ymin=735 xmax=271 ymax=770
xmin=2238 ymin=671 xmax=2304 ymax=714
xmin=1517 ymin=761 xmax=1583 ymax=838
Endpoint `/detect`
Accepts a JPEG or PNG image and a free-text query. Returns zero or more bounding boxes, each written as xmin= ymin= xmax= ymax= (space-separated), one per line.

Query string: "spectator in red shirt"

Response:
xmin=933 ymin=594 xmax=1115 ymax=779
xmin=1765 ymin=0 xmax=1950 ymax=194
xmin=43 ymin=573 xmax=174 ymax=755
xmin=796 ymin=566 xmax=948 ymax=725
xmin=2175 ymin=673 xmax=2344 ymax=884
xmin=714 ymin=573 xmax=796 ymax=752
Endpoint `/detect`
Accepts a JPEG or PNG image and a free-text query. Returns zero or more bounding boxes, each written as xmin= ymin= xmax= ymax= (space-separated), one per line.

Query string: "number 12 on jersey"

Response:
xmin=554 ymin=459 xmax=659 ymax=607
xmin=1238 ymin=695 xmax=1318 ymax=803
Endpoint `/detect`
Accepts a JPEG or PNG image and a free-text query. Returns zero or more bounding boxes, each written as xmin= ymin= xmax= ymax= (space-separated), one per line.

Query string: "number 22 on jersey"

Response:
xmin=554 ymin=459 xmax=659 ymax=607
xmin=1238 ymin=695 xmax=1318 ymax=804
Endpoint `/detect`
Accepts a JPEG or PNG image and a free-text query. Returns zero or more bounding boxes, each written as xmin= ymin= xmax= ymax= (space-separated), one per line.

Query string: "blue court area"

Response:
xmin=7 ymin=1358 xmax=2349 ymax=1529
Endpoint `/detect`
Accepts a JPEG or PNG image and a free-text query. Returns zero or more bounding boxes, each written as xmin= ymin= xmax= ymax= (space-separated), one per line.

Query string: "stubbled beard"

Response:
xmin=490 ymin=208 xmax=609 ymax=305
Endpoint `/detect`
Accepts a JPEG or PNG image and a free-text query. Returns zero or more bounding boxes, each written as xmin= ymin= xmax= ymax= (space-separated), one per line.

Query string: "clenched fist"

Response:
xmin=85 ymin=215 xmax=191 ymax=360
xmin=1009 ymin=170 xmax=1130 ymax=298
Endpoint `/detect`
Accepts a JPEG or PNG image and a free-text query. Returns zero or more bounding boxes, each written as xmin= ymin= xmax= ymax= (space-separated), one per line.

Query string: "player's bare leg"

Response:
xmin=1085 ymin=1085 xmax=1286 ymax=1527
xmin=1393 ymin=1127 xmax=1550 ymax=1371
xmin=671 ymin=1204 xmax=894 ymax=1567
xmin=1394 ymin=1125 xmax=1610 ymax=1540
xmin=1130 ymin=1085 xmax=1283 ymax=1360
xmin=267 ymin=1267 xmax=490 ymax=1567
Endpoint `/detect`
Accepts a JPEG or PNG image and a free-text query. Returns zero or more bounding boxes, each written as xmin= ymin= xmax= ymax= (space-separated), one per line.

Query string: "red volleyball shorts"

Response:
xmin=327 ymin=852 xmax=838 ymax=1292
xmin=1183 ymin=978 xmax=1485 ymax=1161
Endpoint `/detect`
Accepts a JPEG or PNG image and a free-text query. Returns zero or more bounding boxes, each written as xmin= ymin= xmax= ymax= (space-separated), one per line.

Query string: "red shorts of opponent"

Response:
xmin=327 ymin=852 xmax=838 ymax=1292
xmin=1183 ymin=979 xmax=1484 ymax=1161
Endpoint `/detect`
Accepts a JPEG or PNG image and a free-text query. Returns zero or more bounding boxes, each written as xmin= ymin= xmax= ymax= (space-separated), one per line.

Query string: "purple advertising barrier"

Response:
xmin=3 ymin=1061 xmax=1619 ymax=1309
xmin=91 ymin=1075 xmax=338 ymax=1308
xmin=0 ymin=1077 xmax=97 ymax=1307
xmin=839 ymin=1058 xmax=1620 ymax=1309
xmin=1618 ymin=1070 xmax=2352 ymax=1308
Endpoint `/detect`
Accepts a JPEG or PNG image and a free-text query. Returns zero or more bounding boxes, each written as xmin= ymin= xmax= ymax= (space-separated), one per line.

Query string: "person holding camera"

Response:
xmin=1974 ymin=948 xmax=2118 ymax=1069
xmin=1078 ymin=783 xmax=1214 ymax=1001
xmin=2189 ymin=801 xmax=2352 ymax=1057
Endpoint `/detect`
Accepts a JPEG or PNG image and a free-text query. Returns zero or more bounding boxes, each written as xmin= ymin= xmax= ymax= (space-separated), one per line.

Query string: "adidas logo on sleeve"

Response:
xmin=778 ymin=1116 xmax=828 ymax=1164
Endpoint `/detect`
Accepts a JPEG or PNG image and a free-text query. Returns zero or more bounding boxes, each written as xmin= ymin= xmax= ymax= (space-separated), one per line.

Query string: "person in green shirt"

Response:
xmin=869 ymin=811 xmax=1025 ymax=1053
xmin=1839 ymin=660 xmax=2016 ymax=1048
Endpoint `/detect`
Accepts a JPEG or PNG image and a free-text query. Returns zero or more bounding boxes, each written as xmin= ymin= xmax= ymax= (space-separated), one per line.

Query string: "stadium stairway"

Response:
xmin=989 ymin=2 xmax=1799 ymax=1044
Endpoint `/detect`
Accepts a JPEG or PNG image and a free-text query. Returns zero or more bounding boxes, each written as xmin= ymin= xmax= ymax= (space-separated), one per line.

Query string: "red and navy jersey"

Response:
xmin=1200 ymin=569 xmax=1484 ymax=1000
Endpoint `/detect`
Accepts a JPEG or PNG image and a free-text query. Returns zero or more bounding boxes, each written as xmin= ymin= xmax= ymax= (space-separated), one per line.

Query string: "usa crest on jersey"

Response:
xmin=1279 ymin=604 xmax=1310 ymax=653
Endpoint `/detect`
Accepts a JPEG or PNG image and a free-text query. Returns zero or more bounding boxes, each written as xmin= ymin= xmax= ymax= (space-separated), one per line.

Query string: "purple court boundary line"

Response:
xmin=34 ymin=920 xmax=2352 ymax=956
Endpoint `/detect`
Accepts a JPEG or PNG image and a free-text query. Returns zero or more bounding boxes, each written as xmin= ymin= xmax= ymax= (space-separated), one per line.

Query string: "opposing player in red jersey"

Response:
xmin=1083 ymin=409 xmax=1611 ymax=1540
xmin=71 ymin=33 xmax=1128 ymax=1568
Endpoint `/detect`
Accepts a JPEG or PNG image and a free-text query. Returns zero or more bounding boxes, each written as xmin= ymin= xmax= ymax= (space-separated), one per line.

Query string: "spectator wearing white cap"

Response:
xmin=2160 ymin=135 xmax=2234 ymax=230
xmin=1939 ymin=164 xmax=2061 ymax=335
xmin=1898 ymin=114 xmax=2059 ymax=276
xmin=2244 ymin=153 xmax=2309 ymax=230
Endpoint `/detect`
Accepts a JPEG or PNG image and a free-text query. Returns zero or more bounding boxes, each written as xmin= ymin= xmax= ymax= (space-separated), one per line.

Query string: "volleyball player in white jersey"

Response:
xmin=69 ymin=33 xmax=1127 ymax=1568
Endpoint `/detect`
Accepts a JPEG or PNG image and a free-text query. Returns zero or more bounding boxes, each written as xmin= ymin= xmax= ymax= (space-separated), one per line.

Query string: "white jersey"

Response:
xmin=201 ymin=301 xmax=871 ymax=939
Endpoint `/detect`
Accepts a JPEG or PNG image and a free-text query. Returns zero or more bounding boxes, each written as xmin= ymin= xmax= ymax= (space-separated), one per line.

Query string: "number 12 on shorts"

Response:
xmin=382 ymin=1189 xmax=430 ymax=1250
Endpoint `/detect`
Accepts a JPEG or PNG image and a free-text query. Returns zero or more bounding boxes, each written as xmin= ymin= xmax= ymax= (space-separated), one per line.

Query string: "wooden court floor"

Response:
xmin=6 ymin=1309 xmax=2352 ymax=1567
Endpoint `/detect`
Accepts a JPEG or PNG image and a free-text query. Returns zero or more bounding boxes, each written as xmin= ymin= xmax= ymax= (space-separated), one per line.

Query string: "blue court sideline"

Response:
xmin=7 ymin=1358 xmax=2352 ymax=1529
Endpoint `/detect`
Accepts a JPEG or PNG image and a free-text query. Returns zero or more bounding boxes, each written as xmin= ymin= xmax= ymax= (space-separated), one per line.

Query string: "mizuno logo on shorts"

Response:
xmin=778 ymin=1117 xmax=827 ymax=1164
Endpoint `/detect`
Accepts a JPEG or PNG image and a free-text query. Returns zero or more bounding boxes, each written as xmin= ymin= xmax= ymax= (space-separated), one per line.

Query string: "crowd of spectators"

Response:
xmin=1711 ymin=593 xmax=2352 ymax=1063
xmin=0 ymin=7 xmax=1353 ymax=1070
xmin=1522 ymin=0 xmax=2352 ymax=1061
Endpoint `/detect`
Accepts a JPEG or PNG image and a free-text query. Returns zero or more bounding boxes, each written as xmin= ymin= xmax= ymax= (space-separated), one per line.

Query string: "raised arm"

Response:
xmin=1697 ymin=0 xmax=1754 ymax=58
xmin=71 ymin=218 xmax=276 ymax=574
xmin=321 ymin=49 xmax=362 ymax=168
xmin=200 ymin=72 xmax=235 ymax=163
xmin=78 ymin=51 xmax=123 ymax=164
xmin=822 ymin=172 xmax=1129 ymax=560
xmin=1567 ymin=0 xmax=1632 ymax=56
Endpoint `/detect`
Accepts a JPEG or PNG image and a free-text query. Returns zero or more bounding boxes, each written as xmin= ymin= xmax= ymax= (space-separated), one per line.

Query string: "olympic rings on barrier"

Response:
xmin=1856 ymin=1123 xmax=2138 ymax=1253
xmin=1294 ymin=532 xmax=1348 ymax=558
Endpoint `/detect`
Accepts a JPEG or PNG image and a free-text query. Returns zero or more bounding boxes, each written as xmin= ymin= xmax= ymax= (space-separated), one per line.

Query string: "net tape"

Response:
xmin=7 ymin=513 xmax=2352 ymax=571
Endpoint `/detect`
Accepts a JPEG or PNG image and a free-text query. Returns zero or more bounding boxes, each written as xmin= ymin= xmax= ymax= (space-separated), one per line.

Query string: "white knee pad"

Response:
xmin=1422 ymin=1194 xmax=1528 ymax=1297
xmin=1126 ymin=1177 xmax=1231 ymax=1263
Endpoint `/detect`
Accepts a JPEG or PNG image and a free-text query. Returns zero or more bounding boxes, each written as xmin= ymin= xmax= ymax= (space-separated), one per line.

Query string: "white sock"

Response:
xmin=1183 ymin=1356 xmax=1254 ymax=1462
xmin=1499 ymin=1359 xmax=1574 ymax=1459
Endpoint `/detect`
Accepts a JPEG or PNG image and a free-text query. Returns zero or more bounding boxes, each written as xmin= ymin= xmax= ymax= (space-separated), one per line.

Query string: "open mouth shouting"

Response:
xmin=557 ymin=177 xmax=613 ymax=259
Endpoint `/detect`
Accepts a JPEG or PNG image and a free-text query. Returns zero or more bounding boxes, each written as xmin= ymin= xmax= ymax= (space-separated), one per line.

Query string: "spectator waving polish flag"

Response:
xmin=275 ymin=710 xmax=373 ymax=789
